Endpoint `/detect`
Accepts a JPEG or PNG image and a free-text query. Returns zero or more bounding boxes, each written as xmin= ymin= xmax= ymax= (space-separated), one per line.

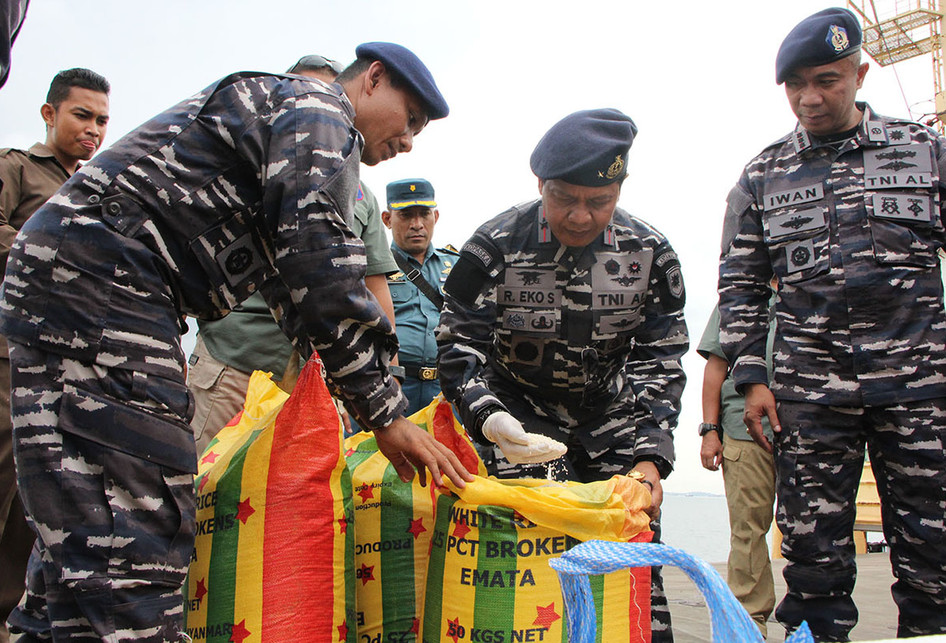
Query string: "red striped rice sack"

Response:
xmin=345 ymin=396 xmax=486 ymax=643
xmin=422 ymin=475 xmax=654 ymax=643
xmin=184 ymin=357 xmax=356 ymax=643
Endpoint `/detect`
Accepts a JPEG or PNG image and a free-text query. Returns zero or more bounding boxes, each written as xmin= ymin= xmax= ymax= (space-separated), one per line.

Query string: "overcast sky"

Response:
xmin=0 ymin=0 xmax=937 ymax=493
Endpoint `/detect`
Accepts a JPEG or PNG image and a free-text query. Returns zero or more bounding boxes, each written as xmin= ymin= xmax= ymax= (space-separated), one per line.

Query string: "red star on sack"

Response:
xmin=194 ymin=578 xmax=208 ymax=602
xmin=409 ymin=617 xmax=420 ymax=634
xmin=407 ymin=517 xmax=426 ymax=540
xmin=359 ymin=563 xmax=375 ymax=585
xmin=235 ymin=498 xmax=255 ymax=525
xmin=345 ymin=447 xmax=356 ymax=457
xmin=201 ymin=451 xmax=220 ymax=465
xmin=198 ymin=476 xmax=209 ymax=493
xmin=357 ymin=485 xmax=374 ymax=502
xmin=337 ymin=620 xmax=349 ymax=641
xmin=447 ymin=617 xmax=462 ymax=643
xmin=452 ymin=521 xmax=471 ymax=540
xmin=338 ymin=516 xmax=348 ymax=534
xmin=533 ymin=603 xmax=561 ymax=630
xmin=229 ymin=619 xmax=251 ymax=643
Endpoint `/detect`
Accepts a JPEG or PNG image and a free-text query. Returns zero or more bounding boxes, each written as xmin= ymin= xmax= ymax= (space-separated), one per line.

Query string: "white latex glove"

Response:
xmin=481 ymin=411 xmax=568 ymax=464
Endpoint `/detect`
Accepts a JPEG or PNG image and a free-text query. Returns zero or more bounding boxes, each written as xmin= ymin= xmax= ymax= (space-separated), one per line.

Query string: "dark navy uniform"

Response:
xmin=437 ymin=200 xmax=687 ymax=643
xmin=388 ymin=243 xmax=457 ymax=415
xmin=438 ymin=107 xmax=687 ymax=643
xmin=718 ymin=105 xmax=946 ymax=638
xmin=438 ymin=201 xmax=687 ymax=478
xmin=0 ymin=72 xmax=406 ymax=641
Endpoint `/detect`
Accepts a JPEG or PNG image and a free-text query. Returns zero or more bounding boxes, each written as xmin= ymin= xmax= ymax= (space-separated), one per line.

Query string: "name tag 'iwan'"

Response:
xmin=764 ymin=183 xmax=824 ymax=211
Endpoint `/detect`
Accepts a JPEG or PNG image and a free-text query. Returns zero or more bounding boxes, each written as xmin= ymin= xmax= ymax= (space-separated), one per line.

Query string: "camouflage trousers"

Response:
xmin=481 ymin=444 xmax=674 ymax=643
xmin=6 ymin=342 xmax=196 ymax=642
xmin=773 ymin=400 xmax=946 ymax=641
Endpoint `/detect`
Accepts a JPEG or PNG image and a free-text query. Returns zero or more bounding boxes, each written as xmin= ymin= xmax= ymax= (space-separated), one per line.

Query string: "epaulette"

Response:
xmin=761 ymin=131 xmax=794 ymax=154
xmin=439 ymin=244 xmax=460 ymax=255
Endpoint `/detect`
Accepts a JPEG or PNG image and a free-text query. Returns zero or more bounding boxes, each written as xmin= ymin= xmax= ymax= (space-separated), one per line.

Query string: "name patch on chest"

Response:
xmin=763 ymin=183 xmax=824 ymax=212
xmin=864 ymin=144 xmax=934 ymax=189
xmin=498 ymin=269 xmax=559 ymax=308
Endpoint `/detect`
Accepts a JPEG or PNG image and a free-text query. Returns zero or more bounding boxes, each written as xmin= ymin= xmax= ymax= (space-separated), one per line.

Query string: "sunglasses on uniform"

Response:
xmin=287 ymin=54 xmax=344 ymax=75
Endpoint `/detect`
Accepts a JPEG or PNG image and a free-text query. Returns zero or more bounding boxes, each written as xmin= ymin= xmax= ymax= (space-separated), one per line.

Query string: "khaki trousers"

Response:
xmin=186 ymin=335 xmax=300 ymax=456
xmin=722 ymin=437 xmax=776 ymax=637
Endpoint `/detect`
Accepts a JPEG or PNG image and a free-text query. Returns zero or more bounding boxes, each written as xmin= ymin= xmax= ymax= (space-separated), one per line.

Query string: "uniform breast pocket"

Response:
xmin=866 ymin=192 xmax=941 ymax=268
xmin=188 ymin=215 xmax=266 ymax=308
xmin=388 ymin=280 xmax=413 ymax=304
xmin=763 ymin=205 xmax=830 ymax=284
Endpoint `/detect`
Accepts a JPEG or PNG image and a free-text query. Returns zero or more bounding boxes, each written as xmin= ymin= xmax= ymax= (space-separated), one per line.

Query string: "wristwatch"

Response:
xmin=698 ymin=422 xmax=722 ymax=437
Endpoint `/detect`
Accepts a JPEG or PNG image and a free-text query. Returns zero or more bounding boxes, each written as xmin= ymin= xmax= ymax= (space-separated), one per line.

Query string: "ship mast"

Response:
xmin=847 ymin=0 xmax=946 ymax=131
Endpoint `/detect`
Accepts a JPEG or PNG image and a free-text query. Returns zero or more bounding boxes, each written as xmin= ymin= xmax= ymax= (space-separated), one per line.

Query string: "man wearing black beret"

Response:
xmin=718 ymin=7 xmax=946 ymax=639
xmin=0 ymin=41 xmax=472 ymax=641
xmin=437 ymin=108 xmax=688 ymax=641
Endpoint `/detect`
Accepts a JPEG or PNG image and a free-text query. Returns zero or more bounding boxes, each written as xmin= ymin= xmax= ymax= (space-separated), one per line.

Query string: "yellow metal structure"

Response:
xmin=847 ymin=0 xmax=946 ymax=130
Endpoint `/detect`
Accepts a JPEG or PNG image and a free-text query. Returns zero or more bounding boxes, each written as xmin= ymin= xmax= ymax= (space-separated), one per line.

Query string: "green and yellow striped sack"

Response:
xmin=345 ymin=395 xmax=487 ymax=643
xmin=422 ymin=475 xmax=654 ymax=643
xmin=184 ymin=358 xmax=356 ymax=643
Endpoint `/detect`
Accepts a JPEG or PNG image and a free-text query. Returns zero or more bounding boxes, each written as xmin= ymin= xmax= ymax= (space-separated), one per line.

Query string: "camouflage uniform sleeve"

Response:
xmin=235 ymin=79 xmax=406 ymax=429
xmin=625 ymin=241 xmax=688 ymax=477
xmin=717 ymin=171 xmax=774 ymax=392
xmin=436 ymin=233 xmax=507 ymax=439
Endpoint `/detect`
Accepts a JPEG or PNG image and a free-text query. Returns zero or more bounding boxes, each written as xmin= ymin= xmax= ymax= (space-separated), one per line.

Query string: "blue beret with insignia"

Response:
xmin=387 ymin=178 xmax=437 ymax=210
xmin=776 ymin=8 xmax=862 ymax=84
xmin=530 ymin=108 xmax=637 ymax=187
xmin=355 ymin=42 xmax=449 ymax=120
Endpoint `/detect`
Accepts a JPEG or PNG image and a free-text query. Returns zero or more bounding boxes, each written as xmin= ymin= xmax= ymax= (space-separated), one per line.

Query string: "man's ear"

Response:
xmin=855 ymin=61 xmax=869 ymax=89
xmin=381 ymin=209 xmax=393 ymax=229
xmin=365 ymin=61 xmax=386 ymax=95
xmin=41 ymin=102 xmax=56 ymax=129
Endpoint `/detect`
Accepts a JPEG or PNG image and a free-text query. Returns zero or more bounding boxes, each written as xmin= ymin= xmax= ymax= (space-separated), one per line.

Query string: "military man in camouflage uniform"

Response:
xmin=437 ymin=109 xmax=688 ymax=641
xmin=0 ymin=42 xmax=472 ymax=642
xmin=718 ymin=9 xmax=946 ymax=640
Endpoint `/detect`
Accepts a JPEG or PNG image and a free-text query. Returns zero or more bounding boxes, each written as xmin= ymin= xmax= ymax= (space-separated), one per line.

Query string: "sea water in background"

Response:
xmin=659 ymin=493 xmax=732 ymax=563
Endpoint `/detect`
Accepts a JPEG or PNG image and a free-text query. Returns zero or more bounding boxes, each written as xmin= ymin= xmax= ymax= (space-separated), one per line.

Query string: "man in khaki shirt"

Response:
xmin=0 ymin=66 xmax=109 ymax=642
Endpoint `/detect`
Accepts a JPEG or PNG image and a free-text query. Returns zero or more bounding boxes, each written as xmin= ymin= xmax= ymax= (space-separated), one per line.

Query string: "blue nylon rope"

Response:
xmin=549 ymin=540 xmax=814 ymax=643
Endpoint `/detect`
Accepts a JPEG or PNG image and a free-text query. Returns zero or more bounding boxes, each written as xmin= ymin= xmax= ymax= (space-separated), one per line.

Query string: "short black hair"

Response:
xmin=46 ymin=68 xmax=110 ymax=107
xmin=336 ymin=56 xmax=408 ymax=93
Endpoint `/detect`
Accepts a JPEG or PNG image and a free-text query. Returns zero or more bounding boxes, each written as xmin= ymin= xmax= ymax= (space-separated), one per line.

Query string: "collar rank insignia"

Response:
xmin=792 ymin=127 xmax=812 ymax=153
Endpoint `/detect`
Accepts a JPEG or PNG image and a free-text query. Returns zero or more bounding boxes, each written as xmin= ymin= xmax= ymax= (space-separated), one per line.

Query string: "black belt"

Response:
xmin=403 ymin=364 xmax=439 ymax=381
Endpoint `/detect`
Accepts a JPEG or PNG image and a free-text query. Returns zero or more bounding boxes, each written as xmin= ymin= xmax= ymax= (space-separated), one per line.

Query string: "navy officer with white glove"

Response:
xmin=436 ymin=108 xmax=688 ymax=642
